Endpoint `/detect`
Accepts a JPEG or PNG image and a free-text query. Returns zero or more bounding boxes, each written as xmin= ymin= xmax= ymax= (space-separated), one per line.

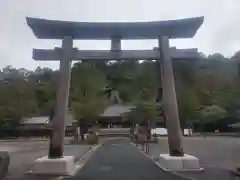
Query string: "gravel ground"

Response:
xmin=148 ymin=136 xmax=240 ymax=180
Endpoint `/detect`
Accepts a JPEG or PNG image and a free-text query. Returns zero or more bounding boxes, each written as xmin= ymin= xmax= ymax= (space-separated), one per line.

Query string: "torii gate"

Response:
xmin=27 ymin=16 xmax=204 ymax=174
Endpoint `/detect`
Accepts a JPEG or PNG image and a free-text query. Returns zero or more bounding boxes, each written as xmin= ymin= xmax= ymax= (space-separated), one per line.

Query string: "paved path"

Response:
xmin=72 ymin=139 xmax=187 ymax=180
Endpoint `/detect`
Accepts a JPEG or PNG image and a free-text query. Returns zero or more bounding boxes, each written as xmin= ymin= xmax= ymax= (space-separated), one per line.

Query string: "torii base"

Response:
xmin=158 ymin=154 xmax=203 ymax=172
xmin=29 ymin=156 xmax=76 ymax=176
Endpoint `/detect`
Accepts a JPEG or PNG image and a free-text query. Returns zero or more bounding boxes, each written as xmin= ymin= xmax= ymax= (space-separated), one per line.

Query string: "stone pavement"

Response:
xmin=71 ymin=139 xmax=187 ymax=180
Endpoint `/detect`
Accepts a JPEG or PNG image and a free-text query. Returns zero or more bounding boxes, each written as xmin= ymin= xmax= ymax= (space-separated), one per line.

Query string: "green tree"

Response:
xmin=71 ymin=62 xmax=108 ymax=141
xmin=123 ymin=101 xmax=161 ymax=139
xmin=0 ymin=78 xmax=38 ymax=125
xmin=174 ymin=61 xmax=202 ymax=129
xmin=200 ymin=105 xmax=227 ymax=124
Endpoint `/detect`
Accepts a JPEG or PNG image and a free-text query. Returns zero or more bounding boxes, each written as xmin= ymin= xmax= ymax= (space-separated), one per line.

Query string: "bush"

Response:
xmin=86 ymin=133 xmax=99 ymax=145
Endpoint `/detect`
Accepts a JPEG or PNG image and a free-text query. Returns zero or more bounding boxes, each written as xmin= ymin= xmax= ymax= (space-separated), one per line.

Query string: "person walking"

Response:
xmin=138 ymin=124 xmax=148 ymax=151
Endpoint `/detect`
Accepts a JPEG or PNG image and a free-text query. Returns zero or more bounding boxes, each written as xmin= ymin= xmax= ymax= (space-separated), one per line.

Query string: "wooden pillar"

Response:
xmin=49 ymin=36 xmax=73 ymax=158
xmin=158 ymin=36 xmax=184 ymax=156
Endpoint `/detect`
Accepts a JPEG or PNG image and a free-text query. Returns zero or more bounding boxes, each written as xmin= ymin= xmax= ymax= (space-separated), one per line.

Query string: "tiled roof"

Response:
xmin=21 ymin=116 xmax=49 ymax=124
xmin=100 ymin=104 xmax=135 ymax=117
xmin=229 ymin=123 xmax=240 ymax=128
xmin=21 ymin=114 xmax=76 ymax=126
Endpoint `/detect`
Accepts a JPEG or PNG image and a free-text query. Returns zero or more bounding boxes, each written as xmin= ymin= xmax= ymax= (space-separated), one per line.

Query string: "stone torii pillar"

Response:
xmin=158 ymin=36 xmax=183 ymax=156
xmin=49 ymin=36 xmax=73 ymax=158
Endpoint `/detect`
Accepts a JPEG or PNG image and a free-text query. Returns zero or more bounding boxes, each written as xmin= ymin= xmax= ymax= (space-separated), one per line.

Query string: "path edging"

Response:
xmin=66 ymin=144 xmax=102 ymax=178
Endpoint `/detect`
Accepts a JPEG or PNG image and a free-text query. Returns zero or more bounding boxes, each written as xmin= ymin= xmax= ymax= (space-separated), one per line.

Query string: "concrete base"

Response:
xmin=158 ymin=154 xmax=202 ymax=171
xmin=31 ymin=156 xmax=75 ymax=175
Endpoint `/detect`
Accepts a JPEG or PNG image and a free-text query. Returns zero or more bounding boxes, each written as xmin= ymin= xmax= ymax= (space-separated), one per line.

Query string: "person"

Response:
xmin=137 ymin=124 xmax=148 ymax=151
xmin=48 ymin=107 xmax=55 ymax=158
xmin=134 ymin=124 xmax=139 ymax=147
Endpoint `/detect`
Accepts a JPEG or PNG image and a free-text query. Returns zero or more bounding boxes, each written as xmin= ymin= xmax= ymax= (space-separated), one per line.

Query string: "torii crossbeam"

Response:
xmin=32 ymin=48 xmax=200 ymax=61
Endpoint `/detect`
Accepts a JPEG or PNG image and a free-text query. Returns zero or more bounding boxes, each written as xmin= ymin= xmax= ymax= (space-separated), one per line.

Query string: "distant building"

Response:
xmin=16 ymin=113 xmax=77 ymax=137
xmin=99 ymin=90 xmax=135 ymax=127
xmin=229 ymin=123 xmax=240 ymax=131
xmin=99 ymin=104 xmax=135 ymax=126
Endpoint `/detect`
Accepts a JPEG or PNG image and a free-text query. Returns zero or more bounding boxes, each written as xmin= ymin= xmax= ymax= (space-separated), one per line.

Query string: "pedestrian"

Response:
xmin=135 ymin=124 xmax=139 ymax=147
xmin=138 ymin=124 xmax=147 ymax=151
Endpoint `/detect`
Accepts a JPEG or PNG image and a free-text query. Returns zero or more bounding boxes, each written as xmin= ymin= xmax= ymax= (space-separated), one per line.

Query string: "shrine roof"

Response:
xmin=26 ymin=16 xmax=204 ymax=40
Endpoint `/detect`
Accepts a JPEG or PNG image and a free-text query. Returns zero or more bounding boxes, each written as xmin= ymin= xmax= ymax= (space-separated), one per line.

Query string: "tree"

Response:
xmin=71 ymin=62 xmax=108 ymax=141
xmin=133 ymin=61 xmax=159 ymax=100
xmin=120 ymin=61 xmax=161 ymax=139
xmin=123 ymin=101 xmax=161 ymax=139
xmin=177 ymin=87 xmax=201 ymax=131
xmin=200 ymin=105 xmax=227 ymax=124
xmin=1 ymin=47 xmax=240 ymax=139
xmin=106 ymin=61 xmax=137 ymax=102
xmin=0 ymin=78 xmax=38 ymax=125
xmin=174 ymin=61 xmax=202 ymax=130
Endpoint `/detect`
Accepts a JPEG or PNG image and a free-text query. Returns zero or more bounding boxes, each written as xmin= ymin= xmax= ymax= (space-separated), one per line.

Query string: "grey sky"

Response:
xmin=0 ymin=0 xmax=239 ymax=70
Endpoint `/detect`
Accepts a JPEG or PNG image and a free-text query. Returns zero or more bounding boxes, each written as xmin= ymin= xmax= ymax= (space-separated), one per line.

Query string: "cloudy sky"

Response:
xmin=0 ymin=0 xmax=239 ymax=70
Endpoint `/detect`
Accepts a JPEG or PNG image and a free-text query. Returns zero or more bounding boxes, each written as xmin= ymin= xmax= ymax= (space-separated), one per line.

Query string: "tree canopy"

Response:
xmin=0 ymin=52 xmax=240 ymax=132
